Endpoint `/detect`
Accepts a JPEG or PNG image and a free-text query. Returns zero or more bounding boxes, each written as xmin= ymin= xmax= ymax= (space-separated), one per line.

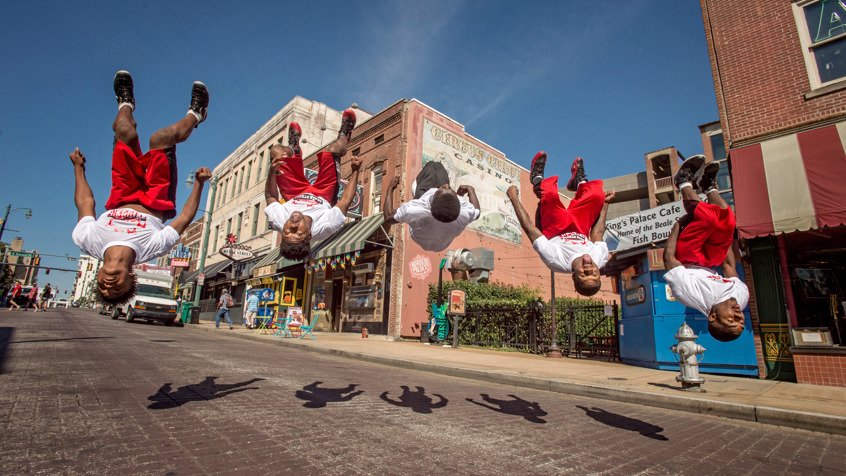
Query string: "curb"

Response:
xmin=185 ymin=325 xmax=846 ymax=436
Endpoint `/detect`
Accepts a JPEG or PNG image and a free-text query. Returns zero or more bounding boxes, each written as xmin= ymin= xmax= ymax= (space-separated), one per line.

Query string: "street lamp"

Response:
xmin=187 ymin=171 xmax=218 ymax=308
xmin=0 ymin=204 xmax=33 ymax=287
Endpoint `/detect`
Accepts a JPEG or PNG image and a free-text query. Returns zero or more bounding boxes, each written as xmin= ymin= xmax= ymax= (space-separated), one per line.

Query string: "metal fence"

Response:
xmin=444 ymin=302 xmax=619 ymax=360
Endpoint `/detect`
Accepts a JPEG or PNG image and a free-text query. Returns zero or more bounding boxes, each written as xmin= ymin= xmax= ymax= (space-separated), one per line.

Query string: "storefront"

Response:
xmin=305 ymin=214 xmax=392 ymax=334
xmin=247 ymin=249 xmax=308 ymax=324
xmin=732 ymin=121 xmax=846 ymax=386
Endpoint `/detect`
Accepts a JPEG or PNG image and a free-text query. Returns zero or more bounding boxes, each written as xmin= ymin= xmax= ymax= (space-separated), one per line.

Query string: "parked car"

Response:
xmin=71 ymin=301 xmax=81 ymax=308
xmin=50 ymin=298 xmax=70 ymax=308
xmin=111 ymin=271 xmax=179 ymax=326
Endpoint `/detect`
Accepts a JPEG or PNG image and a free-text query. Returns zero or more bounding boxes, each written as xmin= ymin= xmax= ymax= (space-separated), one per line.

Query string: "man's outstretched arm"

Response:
xmin=663 ymin=221 xmax=684 ymax=271
xmin=506 ymin=185 xmax=543 ymax=242
xmin=170 ymin=167 xmax=210 ymax=234
xmin=382 ymin=175 xmax=400 ymax=227
xmin=265 ymin=157 xmax=282 ymax=206
xmin=720 ymin=242 xmax=740 ymax=279
xmin=589 ymin=190 xmax=615 ymax=242
xmin=70 ymin=148 xmax=96 ymax=222
xmin=336 ymin=156 xmax=362 ymax=215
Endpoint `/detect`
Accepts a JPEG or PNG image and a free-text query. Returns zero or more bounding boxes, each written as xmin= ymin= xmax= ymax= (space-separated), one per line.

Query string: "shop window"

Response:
xmin=794 ymin=0 xmax=846 ymax=88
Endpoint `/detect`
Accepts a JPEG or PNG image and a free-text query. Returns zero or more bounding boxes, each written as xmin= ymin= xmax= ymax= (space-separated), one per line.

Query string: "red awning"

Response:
xmin=731 ymin=122 xmax=846 ymax=239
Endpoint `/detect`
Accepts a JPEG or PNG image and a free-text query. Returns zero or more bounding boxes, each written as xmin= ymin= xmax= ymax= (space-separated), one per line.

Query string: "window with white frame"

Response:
xmin=371 ymin=164 xmax=382 ymax=215
xmin=794 ymin=0 xmax=846 ymax=88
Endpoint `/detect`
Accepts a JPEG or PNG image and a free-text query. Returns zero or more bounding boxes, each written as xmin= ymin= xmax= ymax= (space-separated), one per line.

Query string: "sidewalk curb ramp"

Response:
xmin=188 ymin=326 xmax=846 ymax=436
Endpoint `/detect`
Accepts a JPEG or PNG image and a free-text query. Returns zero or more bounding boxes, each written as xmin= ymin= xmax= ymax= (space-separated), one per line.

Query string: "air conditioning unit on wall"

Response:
xmin=352 ymin=263 xmax=374 ymax=274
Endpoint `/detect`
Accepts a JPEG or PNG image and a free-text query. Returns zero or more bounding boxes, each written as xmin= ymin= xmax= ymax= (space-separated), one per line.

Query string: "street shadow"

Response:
xmin=575 ymin=406 xmax=669 ymax=441
xmin=0 ymin=327 xmax=11 ymax=375
xmin=380 ymin=386 xmax=448 ymax=414
xmin=295 ymin=381 xmax=364 ymax=408
xmin=10 ymin=336 xmax=114 ymax=344
xmin=466 ymin=393 xmax=547 ymax=424
xmin=147 ymin=376 xmax=265 ymax=410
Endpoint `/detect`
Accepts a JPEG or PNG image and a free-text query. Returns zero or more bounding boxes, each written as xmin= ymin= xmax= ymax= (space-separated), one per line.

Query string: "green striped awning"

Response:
xmin=312 ymin=214 xmax=385 ymax=260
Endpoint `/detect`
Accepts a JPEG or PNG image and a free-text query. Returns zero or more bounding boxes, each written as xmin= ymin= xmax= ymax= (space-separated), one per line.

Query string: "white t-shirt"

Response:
xmin=663 ymin=265 xmax=749 ymax=317
xmin=532 ymin=232 xmax=610 ymax=273
xmin=265 ymin=194 xmax=346 ymax=241
xmin=72 ymin=209 xmax=180 ymax=264
xmin=393 ymin=188 xmax=480 ymax=252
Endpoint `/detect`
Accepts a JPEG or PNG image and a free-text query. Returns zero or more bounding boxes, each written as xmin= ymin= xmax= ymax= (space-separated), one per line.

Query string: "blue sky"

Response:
xmin=0 ymin=0 xmax=717 ymax=296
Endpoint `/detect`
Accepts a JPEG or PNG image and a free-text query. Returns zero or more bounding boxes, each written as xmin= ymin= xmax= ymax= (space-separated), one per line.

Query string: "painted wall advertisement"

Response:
xmin=422 ymin=120 xmax=522 ymax=244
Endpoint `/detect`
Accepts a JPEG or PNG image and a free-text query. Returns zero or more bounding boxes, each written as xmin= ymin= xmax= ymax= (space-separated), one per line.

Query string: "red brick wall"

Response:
xmin=793 ymin=352 xmax=846 ymax=387
xmin=701 ymin=0 xmax=846 ymax=145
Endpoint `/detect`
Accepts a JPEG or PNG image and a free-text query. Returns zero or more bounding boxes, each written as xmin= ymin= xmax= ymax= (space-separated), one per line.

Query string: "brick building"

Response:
xmin=701 ymin=0 xmax=846 ymax=387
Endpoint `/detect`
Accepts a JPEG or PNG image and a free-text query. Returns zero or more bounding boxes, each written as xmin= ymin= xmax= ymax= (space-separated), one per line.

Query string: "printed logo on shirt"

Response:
xmin=706 ymin=274 xmax=733 ymax=284
xmin=558 ymin=232 xmax=589 ymax=245
xmin=105 ymin=210 xmax=148 ymax=234
xmin=291 ymin=193 xmax=328 ymax=208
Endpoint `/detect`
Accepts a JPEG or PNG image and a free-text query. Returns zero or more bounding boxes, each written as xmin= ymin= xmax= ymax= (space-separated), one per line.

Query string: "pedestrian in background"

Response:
xmin=36 ymin=283 xmax=52 ymax=312
xmin=244 ymin=291 xmax=259 ymax=329
xmin=25 ymin=286 xmax=38 ymax=311
xmin=7 ymin=282 xmax=23 ymax=311
xmin=216 ymin=289 xmax=234 ymax=330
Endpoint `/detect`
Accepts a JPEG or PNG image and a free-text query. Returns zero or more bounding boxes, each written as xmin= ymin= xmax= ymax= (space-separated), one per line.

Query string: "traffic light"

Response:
xmin=33 ymin=257 xmax=40 ymax=266
xmin=87 ymin=263 xmax=92 ymax=271
xmin=45 ymin=268 xmax=50 ymax=274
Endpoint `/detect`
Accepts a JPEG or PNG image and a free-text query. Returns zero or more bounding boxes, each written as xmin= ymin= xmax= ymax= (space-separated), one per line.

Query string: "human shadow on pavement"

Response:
xmin=380 ymin=386 xmax=448 ymax=414
xmin=148 ymin=376 xmax=265 ymax=409
xmin=295 ymin=381 xmax=364 ymax=408
xmin=576 ymin=406 xmax=669 ymax=440
xmin=466 ymin=393 xmax=547 ymax=423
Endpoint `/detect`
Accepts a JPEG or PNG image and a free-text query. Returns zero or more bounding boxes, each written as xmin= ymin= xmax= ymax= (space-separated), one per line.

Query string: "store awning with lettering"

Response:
xmin=731 ymin=121 xmax=846 ymax=238
xmin=251 ymin=248 xmax=302 ymax=278
xmin=311 ymin=214 xmax=388 ymax=260
xmin=178 ymin=260 xmax=232 ymax=284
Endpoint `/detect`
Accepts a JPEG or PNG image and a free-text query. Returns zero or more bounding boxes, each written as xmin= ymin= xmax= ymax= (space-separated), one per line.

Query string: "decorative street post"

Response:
xmin=547 ymin=270 xmax=562 ymax=358
xmin=188 ymin=174 xmax=218 ymax=307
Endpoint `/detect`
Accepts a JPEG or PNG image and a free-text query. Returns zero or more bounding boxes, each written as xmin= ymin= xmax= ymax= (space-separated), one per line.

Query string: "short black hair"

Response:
xmin=94 ymin=273 xmax=138 ymax=307
xmin=270 ymin=144 xmax=294 ymax=158
xmin=708 ymin=320 xmax=742 ymax=342
xmin=573 ymin=275 xmax=601 ymax=297
xmin=431 ymin=191 xmax=461 ymax=223
xmin=279 ymin=241 xmax=311 ymax=261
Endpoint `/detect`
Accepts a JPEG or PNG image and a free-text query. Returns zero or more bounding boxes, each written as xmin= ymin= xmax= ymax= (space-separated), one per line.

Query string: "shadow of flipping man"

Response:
xmin=466 ymin=393 xmax=547 ymax=424
xmin=295 ymin=381 xmax=364 ymax=408
xmin=148 ymin=376 xmax=265 ymax=410
xmin=576 ymin=406 xmax=669 ymax=441
xmin=380 ymin=386 xmax=448 ymax=414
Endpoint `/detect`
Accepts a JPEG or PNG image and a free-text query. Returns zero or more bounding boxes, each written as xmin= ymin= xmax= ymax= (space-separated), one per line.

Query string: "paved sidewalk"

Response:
xmin=186 ymin=321 xmax=846 ymax=436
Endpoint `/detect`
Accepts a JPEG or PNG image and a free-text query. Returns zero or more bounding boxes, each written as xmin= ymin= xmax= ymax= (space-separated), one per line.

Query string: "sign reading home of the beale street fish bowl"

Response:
xmin=219 ymin=244 xmax=254 ymax=262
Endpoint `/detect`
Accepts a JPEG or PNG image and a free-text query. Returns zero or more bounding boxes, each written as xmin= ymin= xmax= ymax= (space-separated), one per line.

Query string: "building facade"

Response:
xmin=71 ymin=254 xmax=101 ymax=304
xmin=701 ymin=0 xmax=846 ymax=387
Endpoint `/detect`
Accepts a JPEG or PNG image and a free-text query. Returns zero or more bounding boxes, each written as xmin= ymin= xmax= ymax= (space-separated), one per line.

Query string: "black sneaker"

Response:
xmin=288 ymin=122 xmax=302 ymax=156
xmin=189 ymin=81 xmax=209 ymax=128
xmin=114 ymin=71 xmax=135 ymax=111
xmin=566 ymin=157 xmax=587 ymax=192
xmin=695 ymin=161 xmax=720 ymax=192
xmin=339 ymin=109 xmax=356 ymax=142
xmin=673 ymin=154 xmax=705 ymax=189
xmin=530 ymin=151 xmax=547 ymax=185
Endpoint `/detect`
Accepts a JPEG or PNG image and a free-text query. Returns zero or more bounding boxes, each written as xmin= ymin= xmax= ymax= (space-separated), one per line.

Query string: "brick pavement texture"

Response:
xmin=1 ymin=309 xmax=844 ymax=475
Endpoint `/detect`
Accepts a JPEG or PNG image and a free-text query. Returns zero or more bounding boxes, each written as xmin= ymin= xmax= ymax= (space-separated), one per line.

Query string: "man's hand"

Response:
xmin=69 ymin=148 xmax=86 ymax=167
xmin=270 ymin=158 xmax=285 ymax=176
xmin=506 ymin=185 xmax=520 ymax=202
xmin=605 ymin=190 xmax=616 ymax=203
xmin=195 ymin=167 xmax=212 ymax=184
xmin=456 ymin=185 xmax=474 ymax=196
xmin=350 ymin=156 xmax=362 ymax=172
xmin=388 ymin=176 xmax=400 ymax=190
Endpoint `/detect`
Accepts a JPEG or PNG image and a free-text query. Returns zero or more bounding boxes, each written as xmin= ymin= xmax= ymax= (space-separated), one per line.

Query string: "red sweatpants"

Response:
xmin=675 ymin=201 xmax=736 ymax=267
xmin=275 ymin=152 xmax=341 ymax=203
xmin=535 ymin=178 xmax=605 ymax=239
xmin=105 ymin=140 xmax=178 ymax=219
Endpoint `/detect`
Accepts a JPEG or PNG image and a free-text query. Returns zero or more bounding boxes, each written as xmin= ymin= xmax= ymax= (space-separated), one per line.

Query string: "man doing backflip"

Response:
xmin=663 ymin=155 xmax=747 ymax=342
xmin=507 ymin=152 xmax=614 ymax=297
xmin=264 ymin=111 xmax=362 ymax=260
xmin=72 ymin=71 xmax=211 ymax=306
xmin=382 ymin=161 xmax=480 ymax=252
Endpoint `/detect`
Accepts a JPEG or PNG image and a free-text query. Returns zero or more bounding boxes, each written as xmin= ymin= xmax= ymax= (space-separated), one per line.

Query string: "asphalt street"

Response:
xmin=1 ymin=308 xmax=844 ymax=475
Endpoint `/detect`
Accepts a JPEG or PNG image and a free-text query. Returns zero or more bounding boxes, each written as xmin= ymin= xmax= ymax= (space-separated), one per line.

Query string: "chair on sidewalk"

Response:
xmin=297 ymin=316 xmax=317 ymax=340
xmin=254 ymin=308 xmax=274 ymax=335
xmin=272 ymin=313 xmax=292 ymax=338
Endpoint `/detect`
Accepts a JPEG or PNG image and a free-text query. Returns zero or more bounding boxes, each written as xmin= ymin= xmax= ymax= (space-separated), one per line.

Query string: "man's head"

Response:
xmin=431 ymin=184 xmax=461 ymax=223
xmin=571 ymin=254 xmax=602 ymax=297
xmin=279 ymin=210 xmax=313 ymax=260
xmin=708 ymin=298 xmax=745 ymax=342
xmin=95 ymin=264 xmax=137 ymax=306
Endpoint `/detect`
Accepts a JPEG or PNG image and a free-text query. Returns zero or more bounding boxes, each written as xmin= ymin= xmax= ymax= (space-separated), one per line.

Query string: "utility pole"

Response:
xmin=192 ymin=176 xmax=218 ymax=307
